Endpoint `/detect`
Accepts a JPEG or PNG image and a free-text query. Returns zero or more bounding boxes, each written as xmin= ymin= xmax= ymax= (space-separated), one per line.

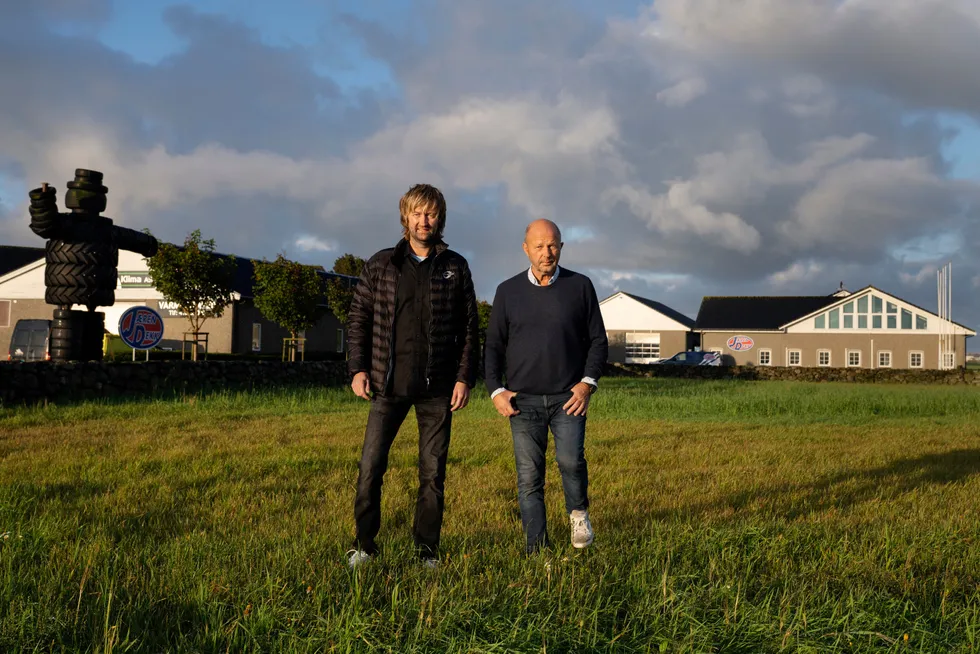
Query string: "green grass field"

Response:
xmin=1 ymin=379 xmax=979 ymax=652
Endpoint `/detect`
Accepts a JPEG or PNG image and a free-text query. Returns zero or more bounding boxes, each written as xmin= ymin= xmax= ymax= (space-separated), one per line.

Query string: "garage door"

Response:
xmin=625 ymin=332 xmax=660 ymax=363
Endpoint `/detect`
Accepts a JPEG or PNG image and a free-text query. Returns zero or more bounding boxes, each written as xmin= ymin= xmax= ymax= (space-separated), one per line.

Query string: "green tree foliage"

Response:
xmin=145 ymin=230 xmax=236 ymax=360
xmin=477 ymin=300 xmax=493 ymax=348
xmin=252 ymin=254 xmax=326 ymax=343
xmin=326 ymin=253 xmax=366 ymax=325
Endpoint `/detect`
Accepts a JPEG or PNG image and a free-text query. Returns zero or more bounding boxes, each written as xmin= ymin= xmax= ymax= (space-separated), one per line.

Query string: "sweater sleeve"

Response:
xmin=483 ymin=285 xmax=508 ymax=394
xmin=582 ymin=278 xmax=608 ymax=381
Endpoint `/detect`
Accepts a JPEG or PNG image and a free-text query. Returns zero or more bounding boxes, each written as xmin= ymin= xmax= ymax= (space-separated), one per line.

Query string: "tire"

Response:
xmin=45 ymin=240 xmax=115 ymax=266
xmin=64 ymin=188 xmax=107 ymax=213
xmin=73 ymin=169 xmax=104 ymax=184
xmin=50 ymin=327 xmax=74 ymax=341
xmin=45 ymin=286 xmax=114 ymax=307
xmin=45 ymin=263 xmax=116 ymax=288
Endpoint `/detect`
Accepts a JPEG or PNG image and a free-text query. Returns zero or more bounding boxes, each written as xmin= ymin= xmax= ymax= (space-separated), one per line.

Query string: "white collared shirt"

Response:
xmin=491 ymin=264 xmax=596 ymax=398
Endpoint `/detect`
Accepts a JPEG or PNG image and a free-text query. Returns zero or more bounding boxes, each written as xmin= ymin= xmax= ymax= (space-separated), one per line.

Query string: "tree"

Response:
xmin=325 ymin=253 xmax=366 ymax=325
xmin=477 ymin=300 xmax=493 ymax=349
xmin=145 ymin=229 xmax=237 ymax=360
xmin=252 ymin=254 xmax=326 ymax=360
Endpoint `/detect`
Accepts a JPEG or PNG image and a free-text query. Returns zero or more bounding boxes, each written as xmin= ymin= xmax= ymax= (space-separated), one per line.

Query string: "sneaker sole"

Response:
xmin=572 ymin=536 xmax=594 ymax=549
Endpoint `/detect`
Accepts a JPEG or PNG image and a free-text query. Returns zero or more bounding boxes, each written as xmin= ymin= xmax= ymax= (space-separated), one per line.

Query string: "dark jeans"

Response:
xmin=353 ymin=393 xmax=453 ymax=558
xmin=509 ymin=391 xmax=589 ymax=553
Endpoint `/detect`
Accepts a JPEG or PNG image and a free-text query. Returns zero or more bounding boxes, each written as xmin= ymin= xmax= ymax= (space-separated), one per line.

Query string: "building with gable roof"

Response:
xmin=695 ymin=286 xmax=974 ymax=369
xmin=599 ymin=291 xmax=698 ymax=363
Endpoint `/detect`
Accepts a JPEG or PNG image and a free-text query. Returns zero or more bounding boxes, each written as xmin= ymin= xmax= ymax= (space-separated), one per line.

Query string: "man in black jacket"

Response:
xmin=485 ymin=219 xmax=608 ymax=555
xmin=346 ymin=184 xmax=479 ymax=568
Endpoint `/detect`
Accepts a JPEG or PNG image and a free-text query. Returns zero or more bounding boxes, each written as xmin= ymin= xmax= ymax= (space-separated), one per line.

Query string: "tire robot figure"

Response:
xmin=28 ymin=169 xmax=160 ymax=362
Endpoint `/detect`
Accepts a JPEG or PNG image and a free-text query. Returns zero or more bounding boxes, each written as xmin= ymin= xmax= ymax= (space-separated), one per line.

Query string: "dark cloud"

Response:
xmin=0 ymin=0 xmax=978 ymax=329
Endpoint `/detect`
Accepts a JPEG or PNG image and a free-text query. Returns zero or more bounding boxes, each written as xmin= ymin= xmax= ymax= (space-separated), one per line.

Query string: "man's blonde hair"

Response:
xmin=399 ymin=184 xmax=447 ymax=240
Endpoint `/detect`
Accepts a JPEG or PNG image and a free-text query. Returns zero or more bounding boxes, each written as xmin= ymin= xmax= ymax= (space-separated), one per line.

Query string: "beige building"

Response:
xmin=599 ymin=292 xmax=697 ymax=363
xmin=695 ymin=286 xmax=975 ymax=369
xmin=1 ymin=246 xmax=353 ymax=358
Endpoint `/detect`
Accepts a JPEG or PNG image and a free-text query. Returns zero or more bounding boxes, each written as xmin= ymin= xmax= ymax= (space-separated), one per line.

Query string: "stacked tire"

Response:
xmin=50 ymin=308 xmax=106 ymax=362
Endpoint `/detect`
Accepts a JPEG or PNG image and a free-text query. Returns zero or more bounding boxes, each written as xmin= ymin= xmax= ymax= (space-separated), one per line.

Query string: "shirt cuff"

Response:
xmin=490 ymin=387 xmax=507 ymax=399
xmin=581 ymin=377 xmax=597 ymax=388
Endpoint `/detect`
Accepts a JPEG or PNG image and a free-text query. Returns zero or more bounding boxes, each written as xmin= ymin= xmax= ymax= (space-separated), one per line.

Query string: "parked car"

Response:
xmin=7 ymin=319 xmax=51 ymax=362
xmin=656 ymin=350 xmax=725 ymax=366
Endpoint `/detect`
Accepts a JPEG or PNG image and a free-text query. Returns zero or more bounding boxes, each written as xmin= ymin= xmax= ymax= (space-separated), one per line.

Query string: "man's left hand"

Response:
xmin=563 ymin=382 xmax=592 ymax=416
xmin=450 ymin=382 xmax=471 ymax=412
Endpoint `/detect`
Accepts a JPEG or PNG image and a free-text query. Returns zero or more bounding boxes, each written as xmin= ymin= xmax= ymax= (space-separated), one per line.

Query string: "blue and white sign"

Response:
xmin=118 ymin=306 xmax=165 ymax=350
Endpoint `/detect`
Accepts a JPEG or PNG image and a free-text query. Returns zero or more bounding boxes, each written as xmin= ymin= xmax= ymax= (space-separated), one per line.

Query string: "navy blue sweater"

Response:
xmin=484 ymin=268 xmax=608 ymax=395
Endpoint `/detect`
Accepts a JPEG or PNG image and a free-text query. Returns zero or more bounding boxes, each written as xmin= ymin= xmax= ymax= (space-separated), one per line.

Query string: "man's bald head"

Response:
xmin=524 ymin=219 xmax=562 ymax=244
xmin=522 ymin=219 xmax=563 ymax=283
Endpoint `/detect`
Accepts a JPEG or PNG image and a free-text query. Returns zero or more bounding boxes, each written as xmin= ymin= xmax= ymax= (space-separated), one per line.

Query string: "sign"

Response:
xmin=158 ymin=301 xmax=188 ymax=317
xmin=118 ymin=271 xmax=154 ymax=288
xmin=726 ymin=335 xmax=755 ymax=352
xmin=118 ymin=306 xmax=165 ymax=350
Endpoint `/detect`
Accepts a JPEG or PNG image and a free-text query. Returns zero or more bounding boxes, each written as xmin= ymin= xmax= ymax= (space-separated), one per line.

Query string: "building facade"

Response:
xmin=1 ymin=248 xmax=354 ymax=357
xmin=599 ymin=292 xmax=697 ymax=363
xmin=696 ymin=286 xmax=974 ymax=369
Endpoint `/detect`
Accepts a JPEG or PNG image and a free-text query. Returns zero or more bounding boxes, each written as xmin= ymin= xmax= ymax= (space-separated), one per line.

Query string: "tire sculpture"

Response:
xmin=28 ymin=169 xmax=159 ymax=362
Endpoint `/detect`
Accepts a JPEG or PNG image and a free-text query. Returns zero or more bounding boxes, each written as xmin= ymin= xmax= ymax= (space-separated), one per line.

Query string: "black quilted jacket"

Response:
xmin=346 ymin=239 xmax=479 ymax=395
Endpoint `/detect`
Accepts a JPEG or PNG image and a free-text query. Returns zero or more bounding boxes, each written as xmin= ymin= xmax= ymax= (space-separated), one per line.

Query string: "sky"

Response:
xmin=2 ymin=0 xmax=980 ymax=329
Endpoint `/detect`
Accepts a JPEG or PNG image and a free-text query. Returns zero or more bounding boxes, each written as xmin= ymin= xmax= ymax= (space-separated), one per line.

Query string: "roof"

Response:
xmin=618 ymin=292 xmax=696 ymax=329
xmin=695 ymin=295 xmax=839 ymax=331
xmin=229 ymin=255 xmax=358 ymax=299
xmin=0 ymin=245 xmax=44 ymax=277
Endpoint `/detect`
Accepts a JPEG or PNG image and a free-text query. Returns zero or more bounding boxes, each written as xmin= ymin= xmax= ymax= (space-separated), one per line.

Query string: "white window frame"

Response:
xmin=846 ymin=349 xmax=862 ymax=368
xmin=251 ymin=322 xmax=262 ymax=352
xmin=758 ymin=349 xmax=772 ymax=366
xmin=336 ymin=328 xmax=345 ymax=353
xmin=787 ymin=349 xmax=802 ymax=367
xmin=909 ymin=351 xmax=924 ymax=369
xmin=0 ymin=299 xmax=9 ymax=327
xmin=878 ymin=350 xmax=892 ymax=368
xmin=817 ymin=349 xmax=831 ymax=367
xmin=943 ymin=352 xmax=955 ymax=368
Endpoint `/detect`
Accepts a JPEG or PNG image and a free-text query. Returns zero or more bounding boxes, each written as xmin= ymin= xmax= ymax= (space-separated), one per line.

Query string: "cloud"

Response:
xmin=1 ymin=0 xmax=979 ymax=328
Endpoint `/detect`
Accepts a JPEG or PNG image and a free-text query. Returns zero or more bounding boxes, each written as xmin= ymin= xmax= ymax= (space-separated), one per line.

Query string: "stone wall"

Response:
xmin=0 ymin=360 xmax=349 ymax=406
xmin=605 ymin=362 xmax=980 ymax=384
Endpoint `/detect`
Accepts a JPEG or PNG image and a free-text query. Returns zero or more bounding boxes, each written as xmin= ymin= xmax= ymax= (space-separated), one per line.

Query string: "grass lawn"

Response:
xmin=1 ymin=379 xmax=979 ymax=652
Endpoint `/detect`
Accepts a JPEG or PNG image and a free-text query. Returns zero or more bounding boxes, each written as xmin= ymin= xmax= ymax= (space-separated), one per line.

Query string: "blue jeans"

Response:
xmin=509 ymin=391 xmax=589 ymax=553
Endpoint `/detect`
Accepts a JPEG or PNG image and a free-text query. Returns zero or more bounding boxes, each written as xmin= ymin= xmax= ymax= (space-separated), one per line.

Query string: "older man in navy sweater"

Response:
xmin=485 ymin=219 xmax=608 ymax=554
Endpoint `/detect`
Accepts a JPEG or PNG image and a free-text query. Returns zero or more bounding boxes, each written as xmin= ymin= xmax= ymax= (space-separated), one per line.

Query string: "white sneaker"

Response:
xmin=570 ymin=510 xmax=594 ymax=549
xmin=422 ymin=558 xmax=440 ymax=570
xmin=347 ymin=549 xmax=371 ymax=569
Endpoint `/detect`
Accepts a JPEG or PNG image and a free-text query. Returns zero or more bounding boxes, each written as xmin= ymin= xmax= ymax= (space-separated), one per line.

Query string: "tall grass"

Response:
xmin=1 ymin=379 xmax=978 ymax=652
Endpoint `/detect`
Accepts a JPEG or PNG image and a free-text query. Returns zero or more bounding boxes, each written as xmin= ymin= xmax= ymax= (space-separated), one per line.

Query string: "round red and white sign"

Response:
xmin=726 ymin=335 xmax=755 ymax=351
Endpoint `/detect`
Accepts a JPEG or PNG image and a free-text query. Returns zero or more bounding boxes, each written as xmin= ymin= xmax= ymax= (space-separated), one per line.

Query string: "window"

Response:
xmin=886 ymin=302 xmax=897 ymax=314
xmin=625 ymin=333 xmax=660 ymax=363
xmin=844 ymin=315 xmax=853 ymax=329
xmin=788 ymin=350 xmax=801 ymax=366
xmin=887 ymin=315 xmax=897 ymax=329
xmin=872 ymin=296 xmax=882 ymax=313
xmin=858 ymin=315 xmax=867 ymax=329
xmin=817 ymin=350 xmax=831 ymax=367
xmin=815 ymin=314 xmax=825 ymax=329
xmin=901 ymin=309 xmax=912 ymax=330
xmin=0 ymin=299 xmax=9 ymax=327
xmin=843 ymin=301 xmax=853 ymax=313
xmin=873 ymin=315 xmax=882 ymax=329
xmin=909 ymin=351 xmax=923 ymax=368
xmin=857 ymin=296 xmax=868 ymax=313
xmin=878 ymin=351 xmax=892 ymax=368
xmin=916 ymin=315 xmax=927 ymax=330
xmin=759 ymin=349 xmax=772 ymax=366
xmin=336 ymin=328 xmax=345 ymax=353
xmin=829 ymin=309 xmax=839 ymax=329
xmin=847 ymin=350 xmax=862 ymax=367
xmin=251 ymin=323 xmax=262 ymax=352
xmin=943 ymin=352 xmax=955 ymax=368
